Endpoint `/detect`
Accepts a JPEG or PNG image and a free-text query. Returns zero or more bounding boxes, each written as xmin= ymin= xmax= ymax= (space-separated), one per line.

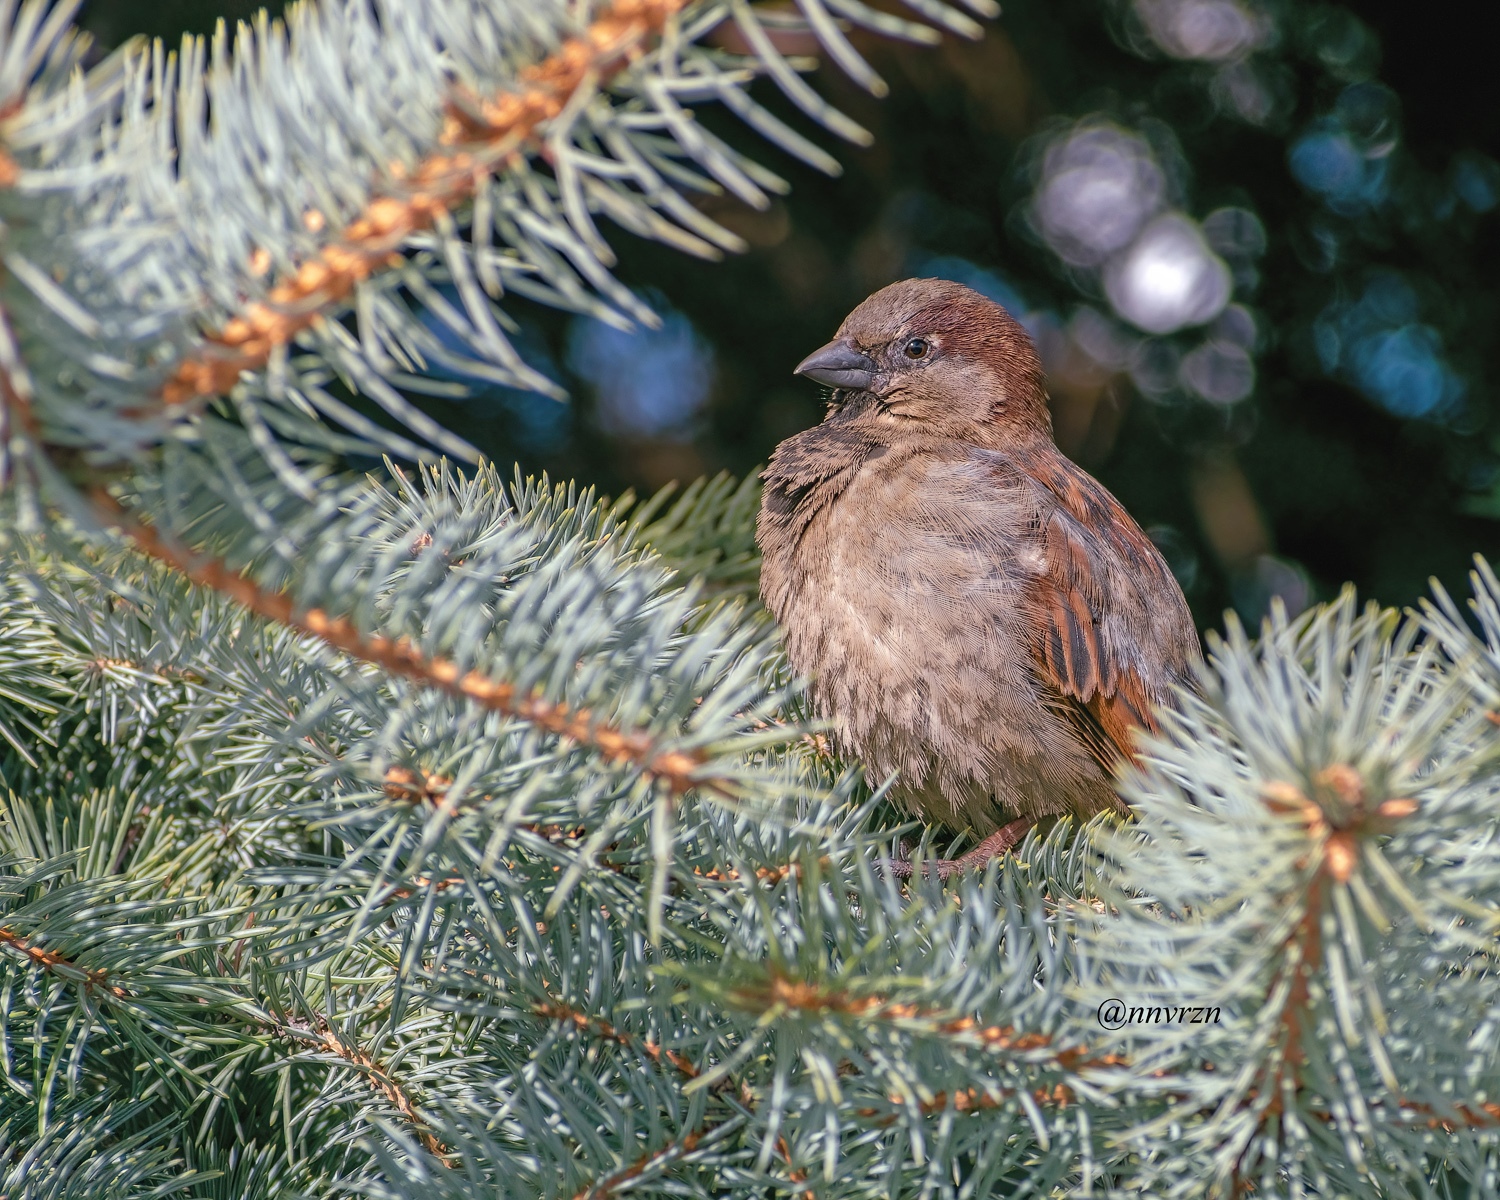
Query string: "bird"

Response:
xmin=756 ymin=278 xmax=1201 ymax=876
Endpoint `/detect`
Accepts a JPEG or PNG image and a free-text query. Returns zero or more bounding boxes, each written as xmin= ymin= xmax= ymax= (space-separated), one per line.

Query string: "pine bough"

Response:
xmin=1 ymin=2 xmax=1498 ymax=1197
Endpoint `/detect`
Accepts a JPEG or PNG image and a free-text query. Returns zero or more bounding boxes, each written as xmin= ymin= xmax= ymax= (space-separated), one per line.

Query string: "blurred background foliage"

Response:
xmin=80 ymin=0 xmax=1500 ymax=629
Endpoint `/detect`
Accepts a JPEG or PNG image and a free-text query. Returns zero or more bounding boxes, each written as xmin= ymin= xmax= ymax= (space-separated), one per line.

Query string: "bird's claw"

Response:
xmin=879 ymin=818 xmax=1032 ymax=882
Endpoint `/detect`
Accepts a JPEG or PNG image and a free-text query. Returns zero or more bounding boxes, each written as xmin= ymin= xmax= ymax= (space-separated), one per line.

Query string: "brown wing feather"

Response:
xmin=1019 ymin=451 xmax=1186 ymax=772
xmin=1051 ymin=692 xmax=1129 ymax=774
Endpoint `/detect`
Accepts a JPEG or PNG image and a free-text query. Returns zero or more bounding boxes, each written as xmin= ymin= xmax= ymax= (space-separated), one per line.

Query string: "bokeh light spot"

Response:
xmin=1314 ymin=273 xmax=1465 ymax=421
xmin=1104 ymin=213 xmax=1232 ymax=334
xmin=1135 ymin=0 xmax=1265 ymax=62
xmin=1201 ymin=207 xmax=1268 ymax=261
xmin=1128 ymin=338 xmax=1183 ymax=398
xmin=1453 ymin=153 xmax=1500 ymax=213
xmin=1211 ymin=304 xmax=1259 ymax=349
xmin=1033 ymin=124 xmax=1166 ymax=267
xmin=1349 ymin=326 xmax=1458 ymax=419
xmin=1288 ymin=111 xmax=1391 ymax=212
xmin=1232 ymin=555 xmax=1312 ymax=623
xmin=1181 ymin=339 xmax=1255 ymax=404
xmin=1067 ymin=306 xmax=1138 ymax=372
xmin=567 ymin=303 xmax=714 ymax=440
xmin=415 ymin=295 xmax=571 ymax=454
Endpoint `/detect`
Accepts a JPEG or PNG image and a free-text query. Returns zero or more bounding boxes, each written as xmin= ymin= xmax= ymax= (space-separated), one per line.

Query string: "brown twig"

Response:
xmin=856 ymin=1080 xmax=1073 ymax=1123
xmin=729 ymin=970 xmax=1144 ymax=1136
xmin=1225 ymin=768 xmax=1426 ymax=1185
xmin=532 ymin=994 xmax=821 ymax=1194
xmin=381 ymin=767 xmax=598 ymax=841
xmin=0 ymin=927 xmax=129 ymax=999
xmin=738 ymin=973 xmax=1062 ymax=1051
xmin=734 ymin=972 xmax=1124 ymax=1090
xmin=90 ymin=492 xmax=716 ymax=795
xmin=571 ymin=1122 xmax=713 ymax=1200
xmin=382 ymin=875 xmax=466 ymax=901
xmin=0 ymin=298 xmax=40 ymax=453
xmin=378 ymin=767 xmax=642 ymax=879
xmin=692 ymin=859 xmax=819 ymax=885
xmin=152 ymin=0 xmax=689 ymax=415
xmin=1253 ymin=768 xmax=1422 ymax=1120
xmin=533 ymin=996 xmax=700 ymax=1079
xmin=279 ymin=1017 xmax=452 ymax=1162
xmin=82 ymin=657 xmax=203 ymax=685
xmin=1392 ymin=1097 xmax=1500 ymax=1131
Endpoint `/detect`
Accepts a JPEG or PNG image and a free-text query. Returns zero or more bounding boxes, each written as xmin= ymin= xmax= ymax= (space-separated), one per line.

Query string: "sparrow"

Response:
xmin=756 ymin=279 xmax=1201 ymax=875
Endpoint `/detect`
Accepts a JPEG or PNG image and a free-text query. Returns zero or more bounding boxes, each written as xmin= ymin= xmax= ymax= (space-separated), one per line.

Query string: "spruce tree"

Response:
xmin=2 ymin=2 xmax=1499 ymax=1197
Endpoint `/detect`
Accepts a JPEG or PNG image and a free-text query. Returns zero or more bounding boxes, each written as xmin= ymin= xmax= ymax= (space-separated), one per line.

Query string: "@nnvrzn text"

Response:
xmin=1097 ymin=1000 xmax=1222 ymax=1030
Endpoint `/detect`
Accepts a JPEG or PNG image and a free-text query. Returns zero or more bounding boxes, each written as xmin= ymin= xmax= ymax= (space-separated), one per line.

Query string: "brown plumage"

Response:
xmin=756 ymin=278 xmax=1200 ymax=873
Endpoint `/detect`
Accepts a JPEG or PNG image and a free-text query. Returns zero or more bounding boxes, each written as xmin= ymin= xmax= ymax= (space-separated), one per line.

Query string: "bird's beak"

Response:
xmin=794 ymin=339 xmax=877 ymax=391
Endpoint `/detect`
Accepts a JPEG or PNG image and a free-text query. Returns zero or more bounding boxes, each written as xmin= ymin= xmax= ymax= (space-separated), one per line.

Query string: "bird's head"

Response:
xmin=794 ymin=278 xmax=1051 ymax=445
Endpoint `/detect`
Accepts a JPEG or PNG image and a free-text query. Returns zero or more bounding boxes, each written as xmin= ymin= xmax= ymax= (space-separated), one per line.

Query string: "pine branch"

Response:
xmin=90 ymin=488 xmax=717 ymax=797
xmin=0 ymin=1094 xmax=207 ymax=1199
xmin=569 ymin=1121 xmax=717 ymax=1200
xmin=275 ymin=1013 xmax=455 ymax=1162
xmin=1084 ymin=593 xmax=1500 ymax=1195
xmin=3 ymin=0 xmax=990 ymax=482
xmin=7 ymin=7 xmax=1500 ymax=1194
xmin=0 ymin=921 xmax=128 ymax=998
xmin=155 ymin=0 xmax=691 ymax=417
xmin=533 ymin=996 xmax=701 ymax=1079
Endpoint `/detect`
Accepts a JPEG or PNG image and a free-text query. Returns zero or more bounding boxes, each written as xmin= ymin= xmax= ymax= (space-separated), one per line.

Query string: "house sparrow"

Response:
xmin=757 ymin=279 xmax=1200 ymax=875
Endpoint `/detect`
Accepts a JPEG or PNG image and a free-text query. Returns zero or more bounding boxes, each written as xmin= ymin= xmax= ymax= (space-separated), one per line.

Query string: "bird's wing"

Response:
xmin=1014 ymin=452 xmax=1192 ymax=772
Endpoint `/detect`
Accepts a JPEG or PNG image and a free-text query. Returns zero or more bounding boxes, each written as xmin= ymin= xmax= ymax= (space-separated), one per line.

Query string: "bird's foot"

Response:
xmin=881 ymin=817 xmax=1033 ymax=881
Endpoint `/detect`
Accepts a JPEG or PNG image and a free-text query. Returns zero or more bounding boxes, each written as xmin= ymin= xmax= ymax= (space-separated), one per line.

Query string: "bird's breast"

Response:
xmin=769 ymin=456 xmax=1038 ymax=760
xmin=758 ymin=446 xmax=1122 ymax=830
xmin=805 ymin=463 xmax=1021 ymax=654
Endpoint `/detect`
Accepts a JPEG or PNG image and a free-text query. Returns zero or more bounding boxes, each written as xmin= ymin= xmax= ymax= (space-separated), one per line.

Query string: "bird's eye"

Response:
xmin=903 ymin=337 xmax=930 ymax=360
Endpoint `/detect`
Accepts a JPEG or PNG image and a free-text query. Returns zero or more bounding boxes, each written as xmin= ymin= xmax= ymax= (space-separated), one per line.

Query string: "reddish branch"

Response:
xmin=83 ymin=656 xmax=202 ymax=685
xmin=1256 ymin=768 xmax=1423 ymax=1112
xmin=382 ymin=767 xmax=611 ymax=839
xmin=0 ymin=927 xmax=128 ymax=999
xmin=693 ymin=860 xmax=812 ymax=885
xmin=571 ymin=1123 xmax=713 ymax=1200
xmin=155 ymin=0 xmax=689 ymax=413
xmin=535 ymin=993 xmax=820 ymax=1194
xmin=533 ymin=996 xmax=700 ymax=1079
xmin=1224 ymin=767 xmax=1432 ymax=1188
xmin=91 ymin=493 xmax=713 ymax=795
xmin=733 ymin=971 xmax=1125 ymax=1114
xmin=5 ymin=4 xmax=694 ymax=431
xmin=0 ymin=300 xmax=39 ymax=446
xmin=11 ymin=4 xmax=741 ymax=799
xmin=284 ymin=1019 xmax=452 ymax=1161
xmin=1394 ymin=1098 xmax=1500 ymax=1131
xmin=739 ymin=973 xmax=1068 ymax=1055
